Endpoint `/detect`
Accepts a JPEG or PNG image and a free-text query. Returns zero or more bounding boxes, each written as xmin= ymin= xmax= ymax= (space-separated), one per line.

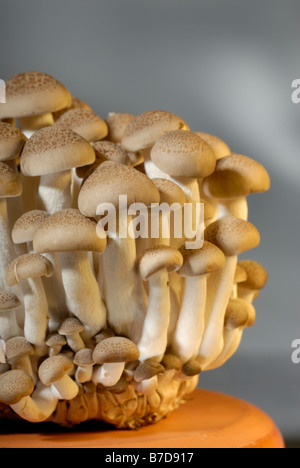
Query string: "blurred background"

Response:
xmin=0 ymin=0 xmax=299 ymax=446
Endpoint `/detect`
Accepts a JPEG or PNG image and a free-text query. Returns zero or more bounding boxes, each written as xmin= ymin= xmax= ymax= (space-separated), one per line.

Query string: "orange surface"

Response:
xmin=0 ymin=389 xmax=285 ymax=448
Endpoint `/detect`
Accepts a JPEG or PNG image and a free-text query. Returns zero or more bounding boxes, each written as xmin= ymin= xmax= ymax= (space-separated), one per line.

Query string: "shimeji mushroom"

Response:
xmin=46 ymin=333 xmax=67 ymax=357
xmin=55 ymin=108 xmax=108 ymax=143
xmin=0 ymin=291 xmax=22 ymax=340
xmin=12 ymin=210 xmax=49 ymax=253
xmin=53 ymin=95 xmax=92 ymax=122
xmin=206 ymin=298 xmax=256 ymax=371
xmin=132 ymin=360 xmax=165 ymax=395
xmin=20 ymin=126 xmax=95 ymax=213
xmin=92 ymin=337 xmax=140 ymax=387
xmin=6 ymin=254 xmax=53 ymax=346
xmin=5 ymin=336 xmax=35 ymax=382
xmin=38 ymin=354 xmax=79 ymax=400
xmin=0 ymin=72 xmax=71 ymax=138
xmin=137 ymin=246 xmax=183 ymax=362
xmin=78 ymin=161 xmax=160 ymax=343
xmin=106 ymin=112 xmax=135 ymax=144
xmin=231 ymin=264 xmax=247 ymax=299
xmin=197 ymin=217 xmax=260 ymax=369
xmin=171 ymin=242 xmax=226 ymax=364
xmin=74 ymin=348 xmax=95 ymax=384
xmin=237 ymin=260 xmax=268 ymax=303
xmin=202 ymin=154 xmax=270 ymax=220
xmin=195 ymin=132 xmax=231 ymax=161
xmin=33 ymin=209 xmax=107 ymax=341
xmin=58 ymin=317 xmax=85 ymax=353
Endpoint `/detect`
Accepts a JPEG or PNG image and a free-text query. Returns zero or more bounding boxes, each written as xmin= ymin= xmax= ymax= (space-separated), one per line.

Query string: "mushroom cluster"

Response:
xmin=0 ymin=72 xmax=270 ymax=428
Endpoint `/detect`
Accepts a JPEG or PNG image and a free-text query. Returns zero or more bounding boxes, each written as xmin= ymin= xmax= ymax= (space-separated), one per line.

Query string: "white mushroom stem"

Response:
xmin=206 ymin=327 xmax=244 ymax=372
xmin=37 ymin=170 xmax=72 ymax=214
xmin=92 ymin=363 xmax=125 ymax=387
xmin=197 ymin=256 xmax=237 ymax=369
xmin=50 ymin=375 xmax=79 ymax=400
xmin=100 ymin=210 xmax=147 ymax=343
xmin=138 ymin=268 xmax=170 ymax=362
xmin=18 ymin=113 xmax=54 ymax=140
xmin=59 ymin=251 xmax=107 ymax=340
xmin=11 ymin=382 xmax=58 ymax=423
xmin=217 ymin=197 xmax=248 ymax=221
xmin=133 ymin=375 xmax=158 ymax=395
xmin=65 ymin=333 xmax=85 ymax=353
xmin=0 ymin=340 xmax=5 ymax=363
xmin=0 ymin=200 xmax=18 ymax=291
xmin=75 ymin=365 xmax=93 ymax=384
xmin=171 ymin=275 xmax=206 ymax=363
xmin=167 ymin=272 xmax=184 ymax=346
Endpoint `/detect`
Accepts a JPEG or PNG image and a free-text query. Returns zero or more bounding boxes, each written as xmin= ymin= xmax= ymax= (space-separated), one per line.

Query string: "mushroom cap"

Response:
xmin=46 ymin=333 xmax=67 ymax=348
xmin=182 ymin=359 xmax=202 ymax=377
xmin=224 ymin=298 xmax=255 ymax=329
xmin=234 ymin=264 xmax=248 ymax=284
xmin=58 ymin=317 xmax=84 ymax=336
xmin=20 ymin=126 xmax=95 ymax=177
xmin=55 ymin=108 xmax=108 ymax=142
xmin=0 ymin=291 xmax=21 ymax=311
xmin=38 ymin=354 xmax=74 ymax=386
xmin=138 ymin=245 xmax=183 ymax=281
xmin=237 ymin=260 xmax=268 ymax=290
xmin=0 ymin=72 xmax=72 ymax=119
xmin=0 ymin=162 xmax=22 ymax=198
xmin=12 ymin=210 xmax=49 ymax=244
xmin=6 ymin=254 xmax=53 ymax=287
xmin=74 ymin=348 xmax=94 ymax=367
xmin=106 ymin=112 xmax=135 ymax=144
xmin=92 ymin=337 xmax=140 ymax=364
xmin=0 ymin=369 xmax=34 ymax=405
xmin=5 ymin=336 xmax=34 ymax=360
xmin=179 ymin=241 xmax=226 ymax=277
xmin=204 ymin=217 xmax=260 ymax=257
xmin=195 ymin=132 xmax=231 ymax=160
xmin=161 ymin=354 xmax=182 ymax=371
xmin=151 ymin=130 xmax=216 ymax=178
xmin=33 ymin=209 xmax=107 ymax=254
xmin=78 ymin=161 xmax=160 ymax=217
xmin=93 ymin=141 xmax=130 ymax=165
xmin=152 ymin=178 xmax=186 ymax=207
xmin=122 ymin=110 xmax=190 ymax=152
xmin=134 ymin=360 xmax=165 ymax=382
xmin=203 ymin=154 xmax=271 ymax=199
xmin=53 ymin=95 xmax=92 ymax=121
xmin=0 ymin=123 xmax=27 ymax=161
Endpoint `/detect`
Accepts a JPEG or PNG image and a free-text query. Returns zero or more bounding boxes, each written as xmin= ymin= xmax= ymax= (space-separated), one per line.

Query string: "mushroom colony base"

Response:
xmin=0 ymin=72 xmax=270 ymax=428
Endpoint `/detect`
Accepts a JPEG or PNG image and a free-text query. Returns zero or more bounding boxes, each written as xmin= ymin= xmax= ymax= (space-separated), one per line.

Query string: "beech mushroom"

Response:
xmin=0 ymin=291 xmax=22 ymax=340
xmin=53 ymin=95 xmax=92 ymax=121
xmin=137 ymin=245 xmax=183 ymax=362
xmin=92 ymin=337 xmax=140 ymax=387
xmin=33 ymin=209 xmax=107 ymax=341
xmin=55 ymin=108 xmax=108 ymax=143
xmin=12 ymin=210 xmax=49 ymax=253
xmin=106 ymin=112 xmax=135 ymax=144
xmin=46 ymin=333 xmax=67 ymax=357
xmin=133 ymin=360 xmax=165 ymax=395
xmin=38 ymin=354 xmax=78 ymax=400
xmin=232 ymin=263 xmax=248 ymax=299
xmin=195 ymin=132 xmax=231 ymax=160
xmin=171 ymin=242 xmax=226 ymax=364
xmin=237 ymin=260 xmax=268 ymax=302
xmin=197 ymin=217 xmax=260 ymax=369
xmin=58 ymin=317 xmax=85 ymax=353
xmin=20 ymin=126 xmax=95 ymax=213
xmin=74 ymin=348 xmax=95 ymax=383
xmin=5 ymin=336 xmax=35 ymax=381
xmin=78 ymin=161 xmax=160 ymax=343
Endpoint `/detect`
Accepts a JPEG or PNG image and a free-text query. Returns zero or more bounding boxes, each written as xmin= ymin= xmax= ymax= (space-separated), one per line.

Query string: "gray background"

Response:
xmin=0 ymin=0 xmax=299 ymax=445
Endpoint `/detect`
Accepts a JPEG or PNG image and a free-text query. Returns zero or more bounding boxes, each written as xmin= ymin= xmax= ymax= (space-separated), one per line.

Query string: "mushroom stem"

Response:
xmin=37 ymin=170 xmax=72 ymax=214
xmin=218 ymin=197 xmax=248 ymax=220
xmin=0 ymin=308 xmax=21 ymax=340
xmin=20 ymin=277 xmax=49 ymax=346
xmin=11 ymin=382 xmax=58 ymax=423
xmin=0 ymin=200 xmax=18 ymax=291
xmin=237 ymin=286 xmax=257 ymax=303
xmin=138 ymin=269 xmax=170 ymax=362
xmin=92 ymin=362 xmax=125 ymax=387
xmin=197 ymin=256 xmax=237 ymax=369
xmin=59 ymin=251 xmax=107 ymax=340
xmin=171 ymin=275 xmax=206 ymax=363
xmin=50 ymin=374 xmax=79 ymax=400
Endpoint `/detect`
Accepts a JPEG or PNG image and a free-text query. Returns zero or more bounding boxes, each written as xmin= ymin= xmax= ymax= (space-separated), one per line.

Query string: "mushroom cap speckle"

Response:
xmin=138 ymin=246 xmax=183 ymax=281
xmin=92 ymin=337 xmax=140 ymax=364
xmin=179 ymin=241 xmax=226 ymax=277
xmin=106 ymin=112 xmax=135 ymax=144
xmin=33 ymin=209 xmax=107 ymax=254
xmin=38 ymin=354 xmax=74 ymax=386
xmin=205 ymin=217 xmax=260 ymax=257
xmin=12 ymin=210 xmax=49 ymax=244
xmin=237 ymin=260 xmax=268 ymax=290
xmin=134 ymin=360 xmax=165 ymax=382
xmin=151 ymin=130 xmax=216 ymax=179
xmin=93 ymin=140 xmax=130 ymax=165
xmin=58 ymin=317 xmax=84 ymax=336
xmin=0 ymin=369 xmax=34 ymax=405
xmin=0 ymin=162 xmax=23 ymax=198
xmin=195 ymin=132 xmax=231 ymax=160
xmin=0 ymin=291 xmax=21 ymax=311
xmin=0 ymin=123 xmax=27 ymax=161
xmin=46 ymin=333 xmax=67 ymax=348
xmin=5 ymin=336 xmax=34 ymax=360
xmin=6 ymin=254 xmax=53 ymax=287
xmin=55 ymin=108 xmax=108 ymax=143
xmin=74 ymin=348 xmax=94 ymax=367
xmin=225 ymin=298 xmax=255 ymax=329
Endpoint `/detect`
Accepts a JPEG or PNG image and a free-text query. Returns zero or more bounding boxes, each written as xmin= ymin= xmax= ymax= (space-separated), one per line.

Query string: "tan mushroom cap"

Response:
xmin=0 ymin=72 xmax=72 ymax=119
xmin=179 ymin=241 xmax=226 ymax=277
xmin=0 ymin=123 xmax=27 ymax=161
xmin=12 ymin=210 xmax=49 ymax=244
xmin=58 ymin=317 xmax=84 ymax=337
xmin=20 ymin=126 xmax=95 ymax=177
xmin=78 ymin=161 xmax=160 ymax=217
xmin=205 ymin=217 xmax=260 ymax=257
xmin=237 ymin=260 xmax=268 ymax=290
xmin=106 ymin=112 xmax=135 ymax=144
xmin=152 ymin=178 xmax=186 ymax=207
xmin=92 ymin=337 xmax=140 ymax=364
xmin=46 ymin=333 xmax=67 ymax=348
xmin=0 ymin=369 xmax=34 ymax=405
xmin=234 ymin=264 xmax=248 ymax=284
xmin=224 ymin=298 xmax=255 ymax=329
xmin=33 ymin=209 xmax=107 ymax=254
xmin=203 ymin=154 xmax=271 ymax=199
xmin=122 ymin=110 xmax=190 ymax=152
xmin=182 ymin=359 xmax=202 ymax=377
xmin=0 ymin=162 xmax=22 ymax=198
xmin=55 ymin=108 xmax=108 ymax=142
xmin=74 ymin=348 xmax=94 ymax=367
xmin=151 ymin=130 xmax=216 ymax=178
xmin=138 ymin=245 xmax=183 ymax=281
xmin=134 ymin=360 xmax=165 ymax=382
xmin=5 ymin=336 xmax=34 ymax=360
xmin=161 ymin=354 xmax=182 ymax=371
xmin=93 ymin=141 xmax=130 ymax=165
xmin=53 ymin=96 xmax=92 ymax=121
xmin=0 ymin=291 xmax=21 ymax=311
xmin=195 ymin=132 xmax=231 ymax=160
xmin=6 ymin=254 xmax=53 ymax=287
xmin=38 ymin=354 xmax=74 ymax=386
